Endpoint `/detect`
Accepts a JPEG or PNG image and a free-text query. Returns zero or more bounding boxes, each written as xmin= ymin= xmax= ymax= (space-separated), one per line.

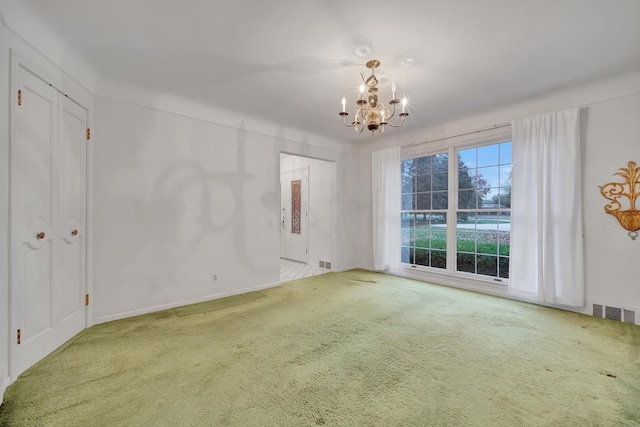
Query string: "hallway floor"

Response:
xmin=280 ymin=258 xmax=329 ymax=282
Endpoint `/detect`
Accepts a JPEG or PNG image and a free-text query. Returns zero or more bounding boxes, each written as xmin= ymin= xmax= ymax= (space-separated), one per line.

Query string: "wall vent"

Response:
xmin=624 ymin=310 xmax=636 ymax=324
xmin=594 ymin=304 xmax=635 ymax=324
xmin=319 ymin=261 xmax=325 ymax=268
xmin=325 ymin=262 xmax=331 ymax=270
xmin=605 ymin=306 xmax=622 ymax=321
xmin=593 ymin=304 xmax=603 ymax=318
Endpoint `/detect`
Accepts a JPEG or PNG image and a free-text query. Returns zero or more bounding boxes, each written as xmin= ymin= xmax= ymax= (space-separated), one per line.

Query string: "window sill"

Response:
xmin=391 ymin=265 xmax=510 ymax=298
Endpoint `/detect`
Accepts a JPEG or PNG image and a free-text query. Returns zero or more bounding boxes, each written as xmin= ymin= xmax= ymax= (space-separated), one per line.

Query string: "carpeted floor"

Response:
xmin=1 ymin=270 xmax=639 ymax=426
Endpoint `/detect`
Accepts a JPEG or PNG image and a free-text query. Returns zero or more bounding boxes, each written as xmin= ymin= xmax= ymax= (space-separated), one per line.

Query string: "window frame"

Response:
xmin=400 ymin=129 xmax=512 ymax=286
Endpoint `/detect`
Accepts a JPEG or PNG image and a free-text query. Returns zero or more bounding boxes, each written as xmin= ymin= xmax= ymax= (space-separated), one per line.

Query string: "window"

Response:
xmin=401 ymin=153 xmax=449 ymax=269
xmin=401 ymin=140 xmax=512 ymax=281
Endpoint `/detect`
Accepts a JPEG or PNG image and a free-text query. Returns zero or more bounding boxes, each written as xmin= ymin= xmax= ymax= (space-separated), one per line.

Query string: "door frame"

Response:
xmin=278 ymin=153 xmax=337 ymax=272
xmin=8 ymin=49 xmax=94 ymax=381
xmin=280 ymin=166 xmax=310 ymax=263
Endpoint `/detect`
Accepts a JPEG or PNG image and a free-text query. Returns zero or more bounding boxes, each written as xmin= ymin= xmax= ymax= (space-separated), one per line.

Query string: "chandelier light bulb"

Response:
xmin=338 ymin=59 xmax=409 ymax=135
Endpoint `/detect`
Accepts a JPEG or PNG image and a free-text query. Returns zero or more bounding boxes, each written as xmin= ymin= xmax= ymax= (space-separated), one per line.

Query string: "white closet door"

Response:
xmin=57 ymin=94 xmax=87 ymax=341
xmin=11 ymin=67 xmax=87 ymax=378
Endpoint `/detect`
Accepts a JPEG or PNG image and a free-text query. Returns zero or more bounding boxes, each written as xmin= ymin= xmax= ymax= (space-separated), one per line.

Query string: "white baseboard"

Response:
xmin=93 ymin=281 xmax=281 ymax=325
xmin=385 ymin=268 xmax=640 ymax=326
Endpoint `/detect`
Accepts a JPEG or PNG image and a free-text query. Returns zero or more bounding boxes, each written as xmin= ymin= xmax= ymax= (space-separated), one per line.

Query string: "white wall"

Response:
xmin=359 ymin=74 xmax=640 ymax=322
xmin=280 ymin=155 xmax=336 ymax=268
xmin=582 ymin=92 xmax=640 ymax=315
xmin=93 ymin=97 xmax=362 ymax=322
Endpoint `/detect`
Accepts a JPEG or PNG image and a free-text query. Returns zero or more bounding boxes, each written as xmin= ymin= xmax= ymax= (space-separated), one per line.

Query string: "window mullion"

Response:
xmin=446 ymin=146 xmax=457 ymax=273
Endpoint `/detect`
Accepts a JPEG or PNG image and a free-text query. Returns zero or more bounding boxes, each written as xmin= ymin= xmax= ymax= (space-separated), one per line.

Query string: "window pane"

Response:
xmin=459 ymin=148 xmax=476 ymax=169
xmin=499 ymin=256 xmax=510 ymax=278
xmin=432 ymin=154 xmax=448 ymax=172
xmin=432 ymin=172 xmax=448 ymax=191
xmin=477 ymin=166 xmax=499 ymax=188
xmin=401 ymin=229 xmax=413 ymax=248
xmin=415 ymin=157 xmax=430 ymax=174
xmin=402 ymin=194 xmax=415 ymax=210
xmin=402 ymin=159 xmax=415 ymax=175
xmin=477 ymin=255 xmax=498 ymax=276
xmin=458 ymin=189 xmax=478 ymax=209
xmin=499 ymin=191 xmax=511 ymax=208
xmin=415 ymin=229 xmax=429 ymax=248
xmin=500 ymin=165 xmax=512 ymax=187
xmin=477 ymin=229 xmax=498 ymax=255
xmin=480 ymin=188 xmax=500 ymax=208
xmin=498 ymin=212 xmax=510 ymax=255
xmin=401 ymin=213 xmax=414 ymax=229
xmin=402 ymin=176 xmax=414 ymax=193
xmin=500 ymin=142 xmax=512 ymax=164
xmin=457 ymin=252 xmax=475 ymax=273
xmin=416 ymin=192 xmax=431 ymax=210
xmin=458 ymin=167 xmax=475 ymax=190
xmin=430 ymin=250 xmax=446 ymax=269
xmin=415 ymin=248 xmax=429 ymax=266
xmin=432 ymin=192 xmax=448 ymax=209
xmin=416 ymin=174 xmax=432 ymax=192
xmin=477 ymin=144 xmax=499 ymax=167
xmin=401 ymin=246 xmax=411 ymax=263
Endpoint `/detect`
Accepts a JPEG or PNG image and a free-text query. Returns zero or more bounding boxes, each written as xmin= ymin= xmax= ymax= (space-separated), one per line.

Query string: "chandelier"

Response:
xmin=339 ymin=59 xmax=408 ymax=135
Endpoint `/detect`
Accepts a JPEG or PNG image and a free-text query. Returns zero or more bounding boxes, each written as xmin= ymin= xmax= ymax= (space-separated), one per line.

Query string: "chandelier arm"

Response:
xmin=387 ymin=113 xmax=408 ymax=128
xmin=386 ymin=103 xmax=397 ymax=121
xmin=341 ymin=115 xmax=358 ymax=128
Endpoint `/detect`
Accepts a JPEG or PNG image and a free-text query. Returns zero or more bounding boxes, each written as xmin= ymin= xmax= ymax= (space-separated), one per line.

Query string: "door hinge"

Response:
xmin=17 ymin=329 xmax=21 ymax=344
xmin=18 ymin=90 xmax=22 ymax=106
xmin=85 ymin=294 xmax=90 ymax=306
xmin=86 ymin=128 xmax=91 ymax=140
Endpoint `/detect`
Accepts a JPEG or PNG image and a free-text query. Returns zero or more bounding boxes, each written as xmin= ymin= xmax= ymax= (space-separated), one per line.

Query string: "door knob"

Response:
xmin=37 ymin=232 xmax=45 ymax=239
xmin=71 ymin=229 xmax=78 ymax=236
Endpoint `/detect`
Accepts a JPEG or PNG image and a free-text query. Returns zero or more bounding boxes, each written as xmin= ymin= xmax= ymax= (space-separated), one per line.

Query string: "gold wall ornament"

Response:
xmin=600 ymin=161 xmax=640 ymax=240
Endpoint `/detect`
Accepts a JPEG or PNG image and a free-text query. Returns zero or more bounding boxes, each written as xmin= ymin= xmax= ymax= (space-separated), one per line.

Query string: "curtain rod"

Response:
xmin=403 ymin=122 xmax=512 ymax=148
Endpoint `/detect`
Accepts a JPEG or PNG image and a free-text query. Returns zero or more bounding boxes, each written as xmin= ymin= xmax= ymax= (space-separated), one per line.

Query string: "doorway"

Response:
xmin=279 ymin=154 xmax=336 ymax=282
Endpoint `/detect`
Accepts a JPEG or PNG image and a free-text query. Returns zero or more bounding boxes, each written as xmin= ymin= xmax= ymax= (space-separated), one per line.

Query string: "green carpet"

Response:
xmin=1 ymin=270 xmax=639 ymax=426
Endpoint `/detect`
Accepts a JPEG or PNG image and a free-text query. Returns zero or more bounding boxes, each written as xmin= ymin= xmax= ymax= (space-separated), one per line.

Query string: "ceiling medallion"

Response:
xmin=339 ymin=59 xmax=408 ymax=135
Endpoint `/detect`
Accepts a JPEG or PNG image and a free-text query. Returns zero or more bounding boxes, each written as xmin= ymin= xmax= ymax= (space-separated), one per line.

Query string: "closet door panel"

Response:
xmin=11 ymin=68 xmax=59 ymax=377
xmin=58 ymin=95 xmax=87 ymax=338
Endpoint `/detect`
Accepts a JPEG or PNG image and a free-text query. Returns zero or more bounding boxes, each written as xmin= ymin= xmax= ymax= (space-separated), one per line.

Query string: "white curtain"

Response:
xmin=372 ymin=146 xmax=401 ymax=271
xmin=510 ymin=107 xmax=584 ymax=306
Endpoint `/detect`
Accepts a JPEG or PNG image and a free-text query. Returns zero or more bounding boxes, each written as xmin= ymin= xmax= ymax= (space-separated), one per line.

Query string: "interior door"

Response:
xmin=57 ymin=94 xmax=87 ymax=341
xmin=280 ymin=168 xmax=309 ymax=263
xmin=10 ymin=66 xmax=87 ymax=378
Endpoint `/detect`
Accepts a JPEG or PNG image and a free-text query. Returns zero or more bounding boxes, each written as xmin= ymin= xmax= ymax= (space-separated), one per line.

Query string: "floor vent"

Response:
xmin=624 ymin=310 xmax=636 ymax=324
xmin=594 ymin=304 xmax=635 ymax=324
xmin=605 ymin=306 xmax=622 ymax=321
xmin=593 ymin=304 xmax=603 ymax=318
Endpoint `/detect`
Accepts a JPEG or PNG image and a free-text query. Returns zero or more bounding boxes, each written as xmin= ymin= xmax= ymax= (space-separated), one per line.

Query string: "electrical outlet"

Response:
xmin=212 ymin=274 xmax=218 ymax=283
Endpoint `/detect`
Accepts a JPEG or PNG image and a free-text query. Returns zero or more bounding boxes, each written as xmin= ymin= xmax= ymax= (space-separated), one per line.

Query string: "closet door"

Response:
xmin=11 ymin=67 xmax=87 ymax=378
xmin=57 ymin=95 xmax=87 ymax=341
xmin=11 ymin=68 xmax=60 ymax=377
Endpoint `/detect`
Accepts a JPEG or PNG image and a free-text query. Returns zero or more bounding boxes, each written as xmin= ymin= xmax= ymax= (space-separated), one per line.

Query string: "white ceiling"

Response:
xmin=7 ymin=0 xmax=640 ymax=143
